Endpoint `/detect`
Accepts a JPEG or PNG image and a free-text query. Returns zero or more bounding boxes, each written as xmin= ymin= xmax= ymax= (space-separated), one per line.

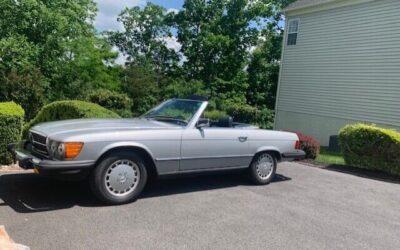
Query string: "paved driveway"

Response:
xmin=0 ymin=162 xmax=399 ymax=250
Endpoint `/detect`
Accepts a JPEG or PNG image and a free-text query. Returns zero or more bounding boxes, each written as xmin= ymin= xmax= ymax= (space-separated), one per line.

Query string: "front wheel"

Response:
xmin=90 ymin=151 xmax=148 ymax=205
xmin=248 ymin=152 xmax=277 ymax=185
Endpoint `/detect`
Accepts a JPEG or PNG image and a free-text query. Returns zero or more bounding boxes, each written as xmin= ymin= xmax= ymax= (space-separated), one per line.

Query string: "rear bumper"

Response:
xmin=281 ymin=150 xmax=306 ymax=161
xmin=7 ymin=143 xmax=95 ymax=171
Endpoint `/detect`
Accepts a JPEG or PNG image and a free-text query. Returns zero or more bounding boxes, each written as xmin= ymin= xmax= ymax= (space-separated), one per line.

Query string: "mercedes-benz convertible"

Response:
xmin=9 ymin=97 xmax=305 ymax=204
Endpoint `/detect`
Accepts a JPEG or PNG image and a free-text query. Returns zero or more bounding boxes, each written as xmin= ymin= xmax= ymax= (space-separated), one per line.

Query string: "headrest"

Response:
xmin=217 ymin=116 xmax=233 ymax=128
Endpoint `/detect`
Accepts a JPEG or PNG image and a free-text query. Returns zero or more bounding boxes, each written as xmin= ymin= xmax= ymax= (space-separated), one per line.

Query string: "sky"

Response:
xmin=94 ymin=0 xmax=183 ymax=32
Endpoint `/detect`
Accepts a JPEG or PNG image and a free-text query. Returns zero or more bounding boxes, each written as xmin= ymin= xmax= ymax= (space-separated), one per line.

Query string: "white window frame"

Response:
xmin=287 ymin=19 xmax=300 ymax=46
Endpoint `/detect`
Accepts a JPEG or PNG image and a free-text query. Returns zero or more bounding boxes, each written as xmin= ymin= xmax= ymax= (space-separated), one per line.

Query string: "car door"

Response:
xmin=180 ymin=127 xmax=252 ymax=171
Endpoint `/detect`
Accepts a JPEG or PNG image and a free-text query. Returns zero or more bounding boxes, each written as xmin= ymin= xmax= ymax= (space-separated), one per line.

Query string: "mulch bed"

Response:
xmin=298 ymin=160 xmax=400 ymax=184
xmin=0 ymin=163 xmax=24 ymax=172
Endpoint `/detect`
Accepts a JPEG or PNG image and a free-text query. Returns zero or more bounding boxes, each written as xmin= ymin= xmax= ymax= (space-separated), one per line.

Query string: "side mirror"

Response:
xmin=196 ymin=118 xmax=209 ymax=129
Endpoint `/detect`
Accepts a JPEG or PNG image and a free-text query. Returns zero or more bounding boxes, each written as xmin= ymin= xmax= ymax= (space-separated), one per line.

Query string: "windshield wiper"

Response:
xmin=144 ymin=115 xmax=188 ymax=125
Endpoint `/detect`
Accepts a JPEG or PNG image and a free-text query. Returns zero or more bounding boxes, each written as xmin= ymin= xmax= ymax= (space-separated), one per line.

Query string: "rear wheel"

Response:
xmin=90 ymin=151 xmax=147 ymax=204
xmin=248 ymin=152 xmax=277 ymax=185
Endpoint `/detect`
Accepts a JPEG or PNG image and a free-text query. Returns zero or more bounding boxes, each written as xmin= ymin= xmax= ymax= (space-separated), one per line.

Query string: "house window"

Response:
xmin=287 ymin=20 xmax=299 ymax=46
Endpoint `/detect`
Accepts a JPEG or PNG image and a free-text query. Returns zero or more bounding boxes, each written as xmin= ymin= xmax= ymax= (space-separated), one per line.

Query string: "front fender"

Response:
xmin=97 ymin=141 xmax=156 ymax=161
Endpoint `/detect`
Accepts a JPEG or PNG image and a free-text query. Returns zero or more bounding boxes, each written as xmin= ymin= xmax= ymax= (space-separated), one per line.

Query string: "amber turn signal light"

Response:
xmin=64 ymin=142 xmax=84 ymax=159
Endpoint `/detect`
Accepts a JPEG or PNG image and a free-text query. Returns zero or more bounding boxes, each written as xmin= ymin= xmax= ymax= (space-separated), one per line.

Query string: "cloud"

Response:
xmin=167 ymin=8 xmax=179 ymax=14
xmin=163 ymin=36 xmax=181 ymax=52
xmin=94 ymin=0 xmax=145 ymax=31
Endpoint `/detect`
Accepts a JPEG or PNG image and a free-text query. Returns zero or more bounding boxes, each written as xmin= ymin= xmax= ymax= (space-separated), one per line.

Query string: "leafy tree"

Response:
xmin=161 ymin=78 xmax=207 ymax=99
xmin=50 ymin=36 xmax=121 ymax=100
xmin=0 ymin=68 xmax=46 ymax=120
xmin=172 ymin=0 xmax=275 ymax=85
xmin=122 ymin=65 xmax=160 ymax=115
xmin=0 ymin=0 xmax=122 ymax=110
xmin=0 ymin=0 xmax=97 ymax=77
xmin=108 ymin=3 xmax=179 ymax=79
xmin=247 ymin=21 xmax=283 ymax=109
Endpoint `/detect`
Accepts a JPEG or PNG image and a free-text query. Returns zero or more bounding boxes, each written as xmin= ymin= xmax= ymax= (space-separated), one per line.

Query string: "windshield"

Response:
xmin=143 ymin=99 xmax=204 ymax=126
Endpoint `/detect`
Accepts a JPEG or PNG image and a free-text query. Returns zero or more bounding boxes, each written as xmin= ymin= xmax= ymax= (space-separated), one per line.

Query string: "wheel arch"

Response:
xmin=253 ymin=147 xmax=282 ymax=163
xmin=95 ymin=143 xmax=159 ymax=178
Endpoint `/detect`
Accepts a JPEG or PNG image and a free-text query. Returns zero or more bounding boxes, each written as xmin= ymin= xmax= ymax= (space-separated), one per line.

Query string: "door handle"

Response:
xmin=238 ymin=136 xmax=248 ymax=142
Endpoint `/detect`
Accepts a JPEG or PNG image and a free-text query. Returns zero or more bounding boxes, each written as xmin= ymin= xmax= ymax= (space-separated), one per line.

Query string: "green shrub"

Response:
xmin=204 ymin=110 xmax=227 ymax=120
xmin=225 ymin=104 xmax=274 ymax=129
xmin=0 ymin=68 xmax=46 ymax=121
xmin=88 ymin=89 xmax=133 ymax=118
xmin=23 ymin=100 xmax=120 ymax=138
xmin=339 ymin=124 xmax=400 ymax=176
xmin=0 ymin=102 xmax=24 ymax=165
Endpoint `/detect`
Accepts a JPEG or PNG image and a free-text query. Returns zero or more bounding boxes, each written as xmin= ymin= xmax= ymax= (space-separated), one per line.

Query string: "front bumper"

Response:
xmin=7 ymin=143 xmax=95 ymax=171
xmin=281 ymin=150 xmax=306 ymax=161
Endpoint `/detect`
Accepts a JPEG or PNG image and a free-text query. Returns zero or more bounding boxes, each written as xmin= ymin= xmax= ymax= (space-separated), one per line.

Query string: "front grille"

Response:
xmin=31 ymin=132 xmax=49 ymax=158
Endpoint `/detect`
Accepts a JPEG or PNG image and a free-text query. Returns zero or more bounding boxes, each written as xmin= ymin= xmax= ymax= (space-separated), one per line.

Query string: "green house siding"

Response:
xmin=275 ymin=0 xmax=400 ymax=146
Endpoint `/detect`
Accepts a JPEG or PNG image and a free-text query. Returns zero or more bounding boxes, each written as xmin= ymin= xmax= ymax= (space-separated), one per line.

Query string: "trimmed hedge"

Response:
xmin=339 ymin=124 xmax=400 ymax=176
xmin=285 ymin=130 xmax=320 ymax=159
xmin=22 ymin=100 xmax=120 ymax=138
xmin=88 ymin=89 xmax=133 ymax=118
xmin=0 ymin=102 xmax=24 ymax=165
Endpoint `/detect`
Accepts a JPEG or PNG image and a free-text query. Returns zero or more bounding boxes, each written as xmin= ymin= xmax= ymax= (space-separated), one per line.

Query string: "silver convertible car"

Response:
xmin=9 ymin=98 xmax=305 ymax=204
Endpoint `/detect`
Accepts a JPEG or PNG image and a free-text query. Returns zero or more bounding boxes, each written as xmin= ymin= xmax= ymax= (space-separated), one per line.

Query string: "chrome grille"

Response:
xmin=31 ymin=132 xmax=49 ymax=158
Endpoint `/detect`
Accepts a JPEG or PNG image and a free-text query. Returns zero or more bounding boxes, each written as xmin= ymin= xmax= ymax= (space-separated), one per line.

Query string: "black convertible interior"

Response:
xmin=198 ymin=116 xmax=252 ymax=128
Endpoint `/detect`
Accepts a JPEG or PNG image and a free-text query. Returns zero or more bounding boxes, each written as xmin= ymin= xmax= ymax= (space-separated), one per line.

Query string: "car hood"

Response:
xmin=30 ymin=118 xmax=181 ymax=137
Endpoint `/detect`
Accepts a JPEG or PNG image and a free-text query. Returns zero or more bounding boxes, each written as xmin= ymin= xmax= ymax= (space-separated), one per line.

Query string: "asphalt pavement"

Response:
xmin=0 ymin=162 xmax=399 ymax=250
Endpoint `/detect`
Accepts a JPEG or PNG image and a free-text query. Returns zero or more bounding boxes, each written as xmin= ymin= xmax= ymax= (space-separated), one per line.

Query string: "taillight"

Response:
xmin=295 ymin=140 xmax=301 ymax=150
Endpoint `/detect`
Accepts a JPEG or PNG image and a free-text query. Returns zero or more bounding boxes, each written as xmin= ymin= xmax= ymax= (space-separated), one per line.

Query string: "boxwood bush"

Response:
xmin=0 ymin=102 xmax=24 ymax=164
xmin=339 ymin=124 xmax=400 ymax=176
xmin=22 ymin=100 xmax=120 ymax=138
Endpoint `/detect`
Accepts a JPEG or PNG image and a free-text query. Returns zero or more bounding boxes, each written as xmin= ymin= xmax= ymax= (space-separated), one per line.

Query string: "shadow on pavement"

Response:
xmin=0 ymin=171 xmax=291 ymax=213
xmin=323 ymin=164 xmax=400 ymax=184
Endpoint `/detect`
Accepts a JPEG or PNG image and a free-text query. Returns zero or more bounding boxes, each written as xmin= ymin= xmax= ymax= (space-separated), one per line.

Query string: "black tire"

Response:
xmin=90 ymin=150 xmax=148 ymax=205
xmin=248 ymin=152 xmax=277 ymax=185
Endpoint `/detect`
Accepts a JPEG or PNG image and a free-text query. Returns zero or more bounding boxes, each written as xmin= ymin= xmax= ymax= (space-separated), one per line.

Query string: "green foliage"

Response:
xmin=339 ymin=124 xmax=400 ymax=176
xmin=122 ymin=65 xmax=160 ymax=115
xmin=225 ymin=103 xmax=257 ymax=124
xmin=0 ymin=0 xmax=121 ymax=103
xmin=162 ymin=78 xmax=207 ymax=99
xmin=225 ymin=104 xmax=274 ymax=129
xmin=0 ymin=68 xmax=46 ymax=121
xmin=108 ymin=3 xmax=179 ymax=75
xmin=0 ymin=102 xmax=24 ymax=165
xmin=204 ymin=110 xmax=227 ymax=121
xmin=173 ymin=0 xmax=275 ymax=84
xmin=210 ymin=72 xmax=249 ymax=108
xmin=0 ymin=35 xmax=39 ymax=73
xmin=88 ymin=89 xmax=133 ymax=118
xmin=0 ymin=0 xmax=287 ymax=129
xmin=23 ymin=101 xmax=120 ymax=138
xmin=50 ymin=37 xmax=121 ymax=100
xmin=247 ymin=27 xmax=283 ymax=109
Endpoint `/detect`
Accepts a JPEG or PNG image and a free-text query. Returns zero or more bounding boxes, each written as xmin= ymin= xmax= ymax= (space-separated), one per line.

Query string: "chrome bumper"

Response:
xmin=7 ymin=143 xmax=95 ymax=171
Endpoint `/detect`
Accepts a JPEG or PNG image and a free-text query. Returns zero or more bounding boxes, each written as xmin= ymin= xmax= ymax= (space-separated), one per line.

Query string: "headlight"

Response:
xmin=48 ymin=140 xmax=84 ymax=160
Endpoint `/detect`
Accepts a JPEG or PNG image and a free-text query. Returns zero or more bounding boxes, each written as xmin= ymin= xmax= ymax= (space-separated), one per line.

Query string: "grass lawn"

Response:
xmin=315 ymin=148 xmax=345 ymax=165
